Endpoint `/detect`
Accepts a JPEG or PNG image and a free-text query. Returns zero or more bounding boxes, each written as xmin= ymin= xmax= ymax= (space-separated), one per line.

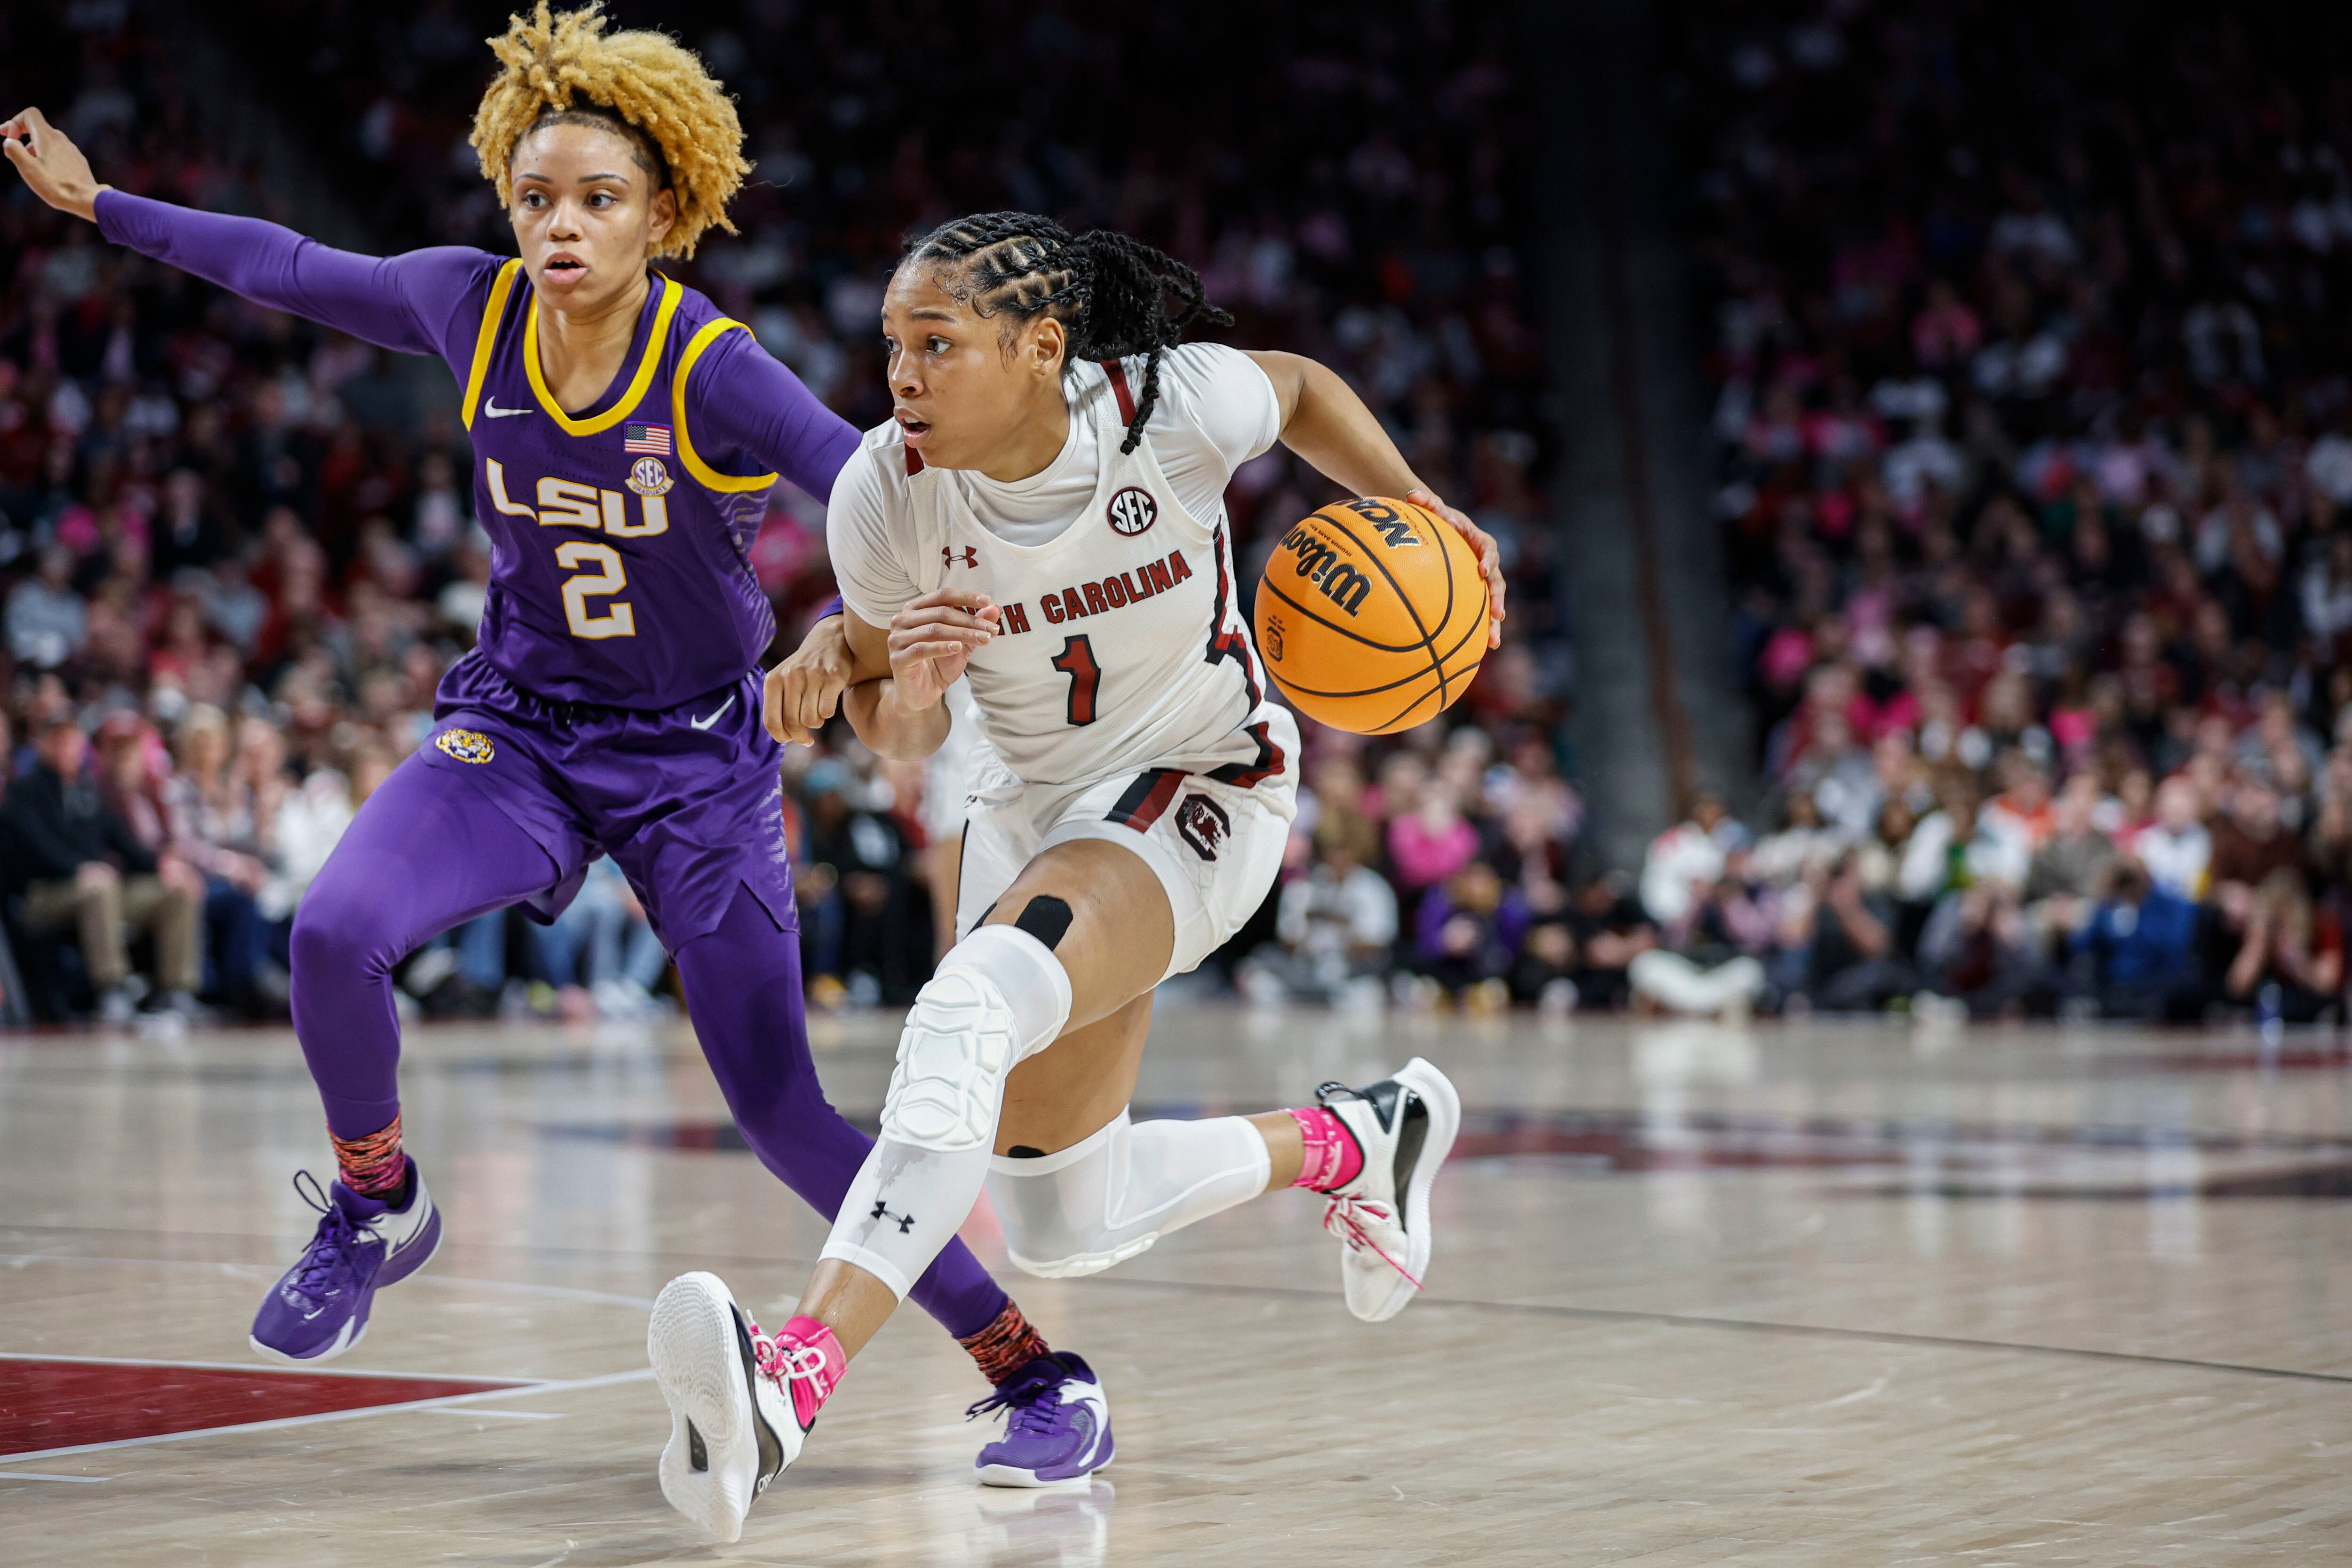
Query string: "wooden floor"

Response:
xmin=3 ymin=1005 xmax=2350 ymax=1565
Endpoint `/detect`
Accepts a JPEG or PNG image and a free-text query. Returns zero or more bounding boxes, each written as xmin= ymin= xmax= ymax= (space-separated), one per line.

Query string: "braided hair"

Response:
xmin=904 ymin=212 xmax=1232 ymax=454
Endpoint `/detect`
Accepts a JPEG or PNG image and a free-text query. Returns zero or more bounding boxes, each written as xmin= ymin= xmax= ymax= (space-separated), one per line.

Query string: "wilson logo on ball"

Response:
xmin=1106 ymin=486 xmax=1158 ymax=536
xmin=1342 ymin=497 xmax=1423 ymax=547
xmin=1278 ymin=525 xmax=1373 ymax=615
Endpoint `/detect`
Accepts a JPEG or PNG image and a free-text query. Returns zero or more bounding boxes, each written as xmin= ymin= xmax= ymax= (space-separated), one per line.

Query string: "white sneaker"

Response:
xmin=1312 ymin=1057 xmax=1461 ymax=1322
xmin=648 ymin=1272 xmax=819 ymax=1543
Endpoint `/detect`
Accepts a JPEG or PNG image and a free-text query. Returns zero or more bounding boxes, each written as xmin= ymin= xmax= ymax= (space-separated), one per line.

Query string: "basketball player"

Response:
xmin=0 ymin=5 xmax=1091 ymax=1462
xmin=647 ymin=213 xmax=1507 ymax=1539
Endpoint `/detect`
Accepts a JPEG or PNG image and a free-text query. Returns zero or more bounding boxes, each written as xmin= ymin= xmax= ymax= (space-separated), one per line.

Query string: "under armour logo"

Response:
xmin=870 ymin=1200 xmax=918 ymax=1234
xmin=943 ymin=545 xmax=978 ymax=569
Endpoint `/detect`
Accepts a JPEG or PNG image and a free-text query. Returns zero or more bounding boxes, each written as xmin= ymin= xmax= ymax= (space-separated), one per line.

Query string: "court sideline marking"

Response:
xmin=0 ymin=1366 xmax=655 ymax=1468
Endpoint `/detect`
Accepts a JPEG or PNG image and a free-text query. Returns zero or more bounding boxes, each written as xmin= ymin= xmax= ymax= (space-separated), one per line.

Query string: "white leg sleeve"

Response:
xmin=987 ymin=1108 xmax=1272 ymax=1279
xmin=819 ymin=924 xmax=1072 ymax=1298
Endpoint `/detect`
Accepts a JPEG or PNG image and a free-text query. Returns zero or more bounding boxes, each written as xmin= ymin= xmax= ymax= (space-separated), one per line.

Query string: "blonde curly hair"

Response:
xmin=469 ymin=2 xmax=749 ymax=260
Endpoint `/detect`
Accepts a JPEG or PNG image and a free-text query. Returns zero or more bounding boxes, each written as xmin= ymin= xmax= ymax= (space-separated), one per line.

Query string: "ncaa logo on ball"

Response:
xmin=436 ymin=728 xmax=495 ymax=764
xmin=625 ymin=456 xmax=674 ymax=496
xmin=1176 ymin=794 xmax=1231 ymax=861
xmin=1106 ymin=486 xmax=1158 ymax=537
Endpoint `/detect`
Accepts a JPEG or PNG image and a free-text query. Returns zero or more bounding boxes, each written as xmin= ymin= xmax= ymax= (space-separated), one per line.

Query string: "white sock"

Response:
xmin=987 ymin=1108 xmax=1271 ymax=1278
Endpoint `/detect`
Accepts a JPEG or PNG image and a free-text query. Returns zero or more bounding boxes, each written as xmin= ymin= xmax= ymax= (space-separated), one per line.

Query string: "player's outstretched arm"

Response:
xmin=4 ymin=106 xmax=465 ymax=358
xmin=2 ymin=107 xmax=103 ymax=219
xmin=1246 ymin=349 xmax=1508 ymax=648
xmin=833 ymin=595 xmax=996 ymax=761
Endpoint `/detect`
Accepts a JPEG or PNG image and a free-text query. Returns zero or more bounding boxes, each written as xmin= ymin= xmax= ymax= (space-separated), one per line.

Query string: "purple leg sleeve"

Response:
xmin=672 ymin=884 xmax=1011 ymax=1341
xmin=290 ymin=755 xmax=559 ymax=1138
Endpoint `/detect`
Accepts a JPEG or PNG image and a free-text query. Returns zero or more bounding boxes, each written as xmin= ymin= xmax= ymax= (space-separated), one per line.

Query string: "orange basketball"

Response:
xmin=1253 ymin=497 xmax=1489 ymax=735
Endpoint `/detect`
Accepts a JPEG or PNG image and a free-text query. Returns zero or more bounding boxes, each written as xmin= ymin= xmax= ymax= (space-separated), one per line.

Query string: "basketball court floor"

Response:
xmin=3 ymin=1003 xmax=2348 ymax=1565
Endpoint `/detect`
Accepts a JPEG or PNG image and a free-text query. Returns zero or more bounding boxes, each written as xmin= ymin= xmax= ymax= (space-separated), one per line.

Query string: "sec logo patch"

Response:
xmin=436 ymin=728 xmax=495 ymax=764
xmin=625 ymin=456 xmax=673 ymax=496
xmin=1106 ymin=486 xmax=1158 ymax=537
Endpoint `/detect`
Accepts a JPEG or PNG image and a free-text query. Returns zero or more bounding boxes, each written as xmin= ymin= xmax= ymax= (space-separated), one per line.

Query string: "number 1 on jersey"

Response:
xmin=1051 ymin=634 xmax=1101 ymax=725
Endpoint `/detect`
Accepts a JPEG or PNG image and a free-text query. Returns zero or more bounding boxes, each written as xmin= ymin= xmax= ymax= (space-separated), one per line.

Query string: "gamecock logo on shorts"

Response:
xmin=1176 ymin=793 xmax=1231 ymax=861
xmin=1106 ymin=486 xmax=1158 ymax=537
xmin=436 ymin=728 xmax=495 ymax=764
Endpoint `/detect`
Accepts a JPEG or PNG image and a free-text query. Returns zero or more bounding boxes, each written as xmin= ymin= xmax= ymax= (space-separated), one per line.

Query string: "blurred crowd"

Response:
xmin=0 ymin=2 xmax=1565 ymax=1020
xmin=1635 ymin=1 xmax=2352 ymax=1023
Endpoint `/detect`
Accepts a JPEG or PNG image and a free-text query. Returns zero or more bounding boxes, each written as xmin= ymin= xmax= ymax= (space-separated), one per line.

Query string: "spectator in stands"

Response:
xmin=1629 ymin=844 xmax=1770 ymax=1015
xmin=1897 ymin=783 xmax=2029 ymax=905
xmin=1557 ymin=875 xmax=1658 ymax=1011
xmin=162 ymin=705 xmax=274 ymax=1011
xmin=1413 ymin=859 xmax=1525 ymax=1010
xmin=1388 ymin=775 xmax=1482 ymax=906
xmin=2024 ymin=773 xmax=2120 ymax=940
xmin=2222 ymin=869 xmax=2345 ymax=1024
xmin=7 ymin=545 xmax=85 ymax=670
xmin=799 ymin=759 xmax=923 ymax=1008
xmin=0 ymin=716 xmax=200 ymax=1020
xmin=1640 ymin=789 xmax=1748 ymax=924
xmin=1793 ymin=848 xmax=1914 ymax=1013
xmin=1242 ymin=830 xmax=1398 ymax=1011
xmin=2137 ymin=777 xmax=2214 ymax=901
xmin=2208 ymin=780 xmax=2304 ymax=917
xmin=1750 ymin=789 xmax=1837 ymax=888
xmin=2074 ymin=862 xmax=2207 ymax=1022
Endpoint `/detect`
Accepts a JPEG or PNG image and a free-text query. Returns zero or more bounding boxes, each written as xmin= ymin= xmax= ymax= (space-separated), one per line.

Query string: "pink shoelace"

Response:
xmin=742 ymin=1314 xmax=835 ymax=1428
xmin=1320 ymin=1194 xmax=1423 ymax=1290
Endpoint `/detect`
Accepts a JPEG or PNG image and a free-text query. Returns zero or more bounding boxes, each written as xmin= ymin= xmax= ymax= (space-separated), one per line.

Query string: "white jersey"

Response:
xmin=829 ymin=352 xmax=1296 ymax=794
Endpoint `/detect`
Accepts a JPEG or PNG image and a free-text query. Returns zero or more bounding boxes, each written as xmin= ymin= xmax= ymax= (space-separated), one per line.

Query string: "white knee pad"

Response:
xmin=821 ymin=925 xmax=1073 ymax=1298
xmin=881 ymin=923 xmax=1073 ymax=1153
xmin=987 ymin=1109 xmax=1271 ymax=1279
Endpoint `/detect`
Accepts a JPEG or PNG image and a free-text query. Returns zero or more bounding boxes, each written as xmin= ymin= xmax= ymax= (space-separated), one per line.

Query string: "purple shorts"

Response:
xmin=418 ymin=652 xmax=794 ymax=947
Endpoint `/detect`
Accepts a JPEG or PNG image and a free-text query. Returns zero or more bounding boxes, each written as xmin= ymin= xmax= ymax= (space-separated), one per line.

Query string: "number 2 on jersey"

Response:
xmin=1051 ymin=634 xmax=1101 ymax=725
xmin=556 ymin=541 xmax=636 ymax=639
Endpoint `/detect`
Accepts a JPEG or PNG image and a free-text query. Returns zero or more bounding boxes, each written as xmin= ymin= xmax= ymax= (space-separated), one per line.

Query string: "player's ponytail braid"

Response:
xmin=906 ymin=213 xmax=1232 ymax=454
xmin=1065 ymin=230 xmax=1231 ymax=453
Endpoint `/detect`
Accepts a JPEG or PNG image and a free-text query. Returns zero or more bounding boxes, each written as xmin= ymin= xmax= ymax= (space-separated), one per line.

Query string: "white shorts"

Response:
xmin=956 ymin=747 xmax=1298 ymax=983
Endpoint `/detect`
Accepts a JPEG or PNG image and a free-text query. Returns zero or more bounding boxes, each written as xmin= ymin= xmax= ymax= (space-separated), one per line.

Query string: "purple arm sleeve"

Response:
xmin=814 ymin=595 xmax=844 ymax=620
xmin=682 ymin=328 xmax=863 ymax=504
xmin=94 ymin=190 xmax=493 ymax=363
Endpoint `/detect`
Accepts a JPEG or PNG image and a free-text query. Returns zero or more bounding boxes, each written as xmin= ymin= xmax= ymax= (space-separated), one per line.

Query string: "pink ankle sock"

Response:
xmin=1287 ymin=1105 xmax=1364 ymax=1192
xmin=768 ymin=1314 xmax=846 ymax=1430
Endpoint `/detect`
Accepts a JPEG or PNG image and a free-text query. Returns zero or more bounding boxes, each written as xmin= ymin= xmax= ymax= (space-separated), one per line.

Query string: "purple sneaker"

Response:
xmin=249 ymin=1161 xmax=441 ymax=1364
xmin=969 ymin=1351 xmax=1114 ymax=1487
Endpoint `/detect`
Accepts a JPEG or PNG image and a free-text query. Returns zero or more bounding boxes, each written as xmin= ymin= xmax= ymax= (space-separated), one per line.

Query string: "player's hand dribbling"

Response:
xmin=889 ymin=588 xmax=999 ymax=711
xmin=1406 ymin=487 xmax=1507 ymax=650
xmin=1 ymin=109 xmax=105 ymax=222
xmin=764 ymin=611 xmax=855 ymax=746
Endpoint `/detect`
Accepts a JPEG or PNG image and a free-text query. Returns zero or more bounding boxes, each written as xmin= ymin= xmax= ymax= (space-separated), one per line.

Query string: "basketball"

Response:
xmin=1253 ymin=497 xmax=1490 ymax=734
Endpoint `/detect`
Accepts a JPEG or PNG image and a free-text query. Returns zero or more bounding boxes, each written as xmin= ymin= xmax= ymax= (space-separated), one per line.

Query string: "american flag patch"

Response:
xmin=623 ymin=422 xmax=673 ymax=455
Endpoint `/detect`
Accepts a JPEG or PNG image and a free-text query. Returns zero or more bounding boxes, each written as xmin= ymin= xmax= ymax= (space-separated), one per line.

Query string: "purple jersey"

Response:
xmin=95 ymin=192 xmax=860 ymax=709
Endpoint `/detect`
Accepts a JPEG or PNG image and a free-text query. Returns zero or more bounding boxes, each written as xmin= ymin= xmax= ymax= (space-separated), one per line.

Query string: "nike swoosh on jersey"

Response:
xmin=689 ymin=694 xmax=737 ymax=731
xmin=482 ymin=400 xmax=531 ymax=418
